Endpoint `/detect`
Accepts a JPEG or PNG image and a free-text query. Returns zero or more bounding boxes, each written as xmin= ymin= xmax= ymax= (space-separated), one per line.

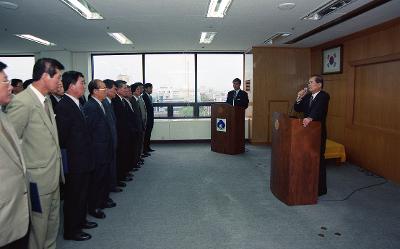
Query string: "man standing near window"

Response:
xmin=226 ymin=78 xmax=249 ymax=109
xmin=142 ymin=83 xmax=155 ymax=153
xmin=6 ymin=58 xmax=64 ymax=249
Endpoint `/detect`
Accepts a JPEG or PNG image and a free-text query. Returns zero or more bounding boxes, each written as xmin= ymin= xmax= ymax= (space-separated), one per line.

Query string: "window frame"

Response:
xmin=91 ymin=52 xmax=244 ymax=119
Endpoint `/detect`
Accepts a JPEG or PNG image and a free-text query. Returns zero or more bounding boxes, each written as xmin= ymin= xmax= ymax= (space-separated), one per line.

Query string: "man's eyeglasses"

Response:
xmin=0 ymin=80 xmax=10 ymax=85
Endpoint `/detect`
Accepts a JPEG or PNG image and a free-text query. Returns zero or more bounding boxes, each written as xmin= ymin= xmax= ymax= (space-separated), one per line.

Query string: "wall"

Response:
xmin=251 ymin=47 xmax=310 ymax=143
xmin=310 ymin=18 xmax=400 ymax=182
xmin=152 ymin=118 xmax=250 ymax=140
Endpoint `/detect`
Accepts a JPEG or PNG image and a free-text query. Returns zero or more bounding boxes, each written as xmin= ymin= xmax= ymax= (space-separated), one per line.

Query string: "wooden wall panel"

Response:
xmin=251 ymin=47 xmax=310 ymax=143
xmin=310 ymin=18 xmax=400 ymax=183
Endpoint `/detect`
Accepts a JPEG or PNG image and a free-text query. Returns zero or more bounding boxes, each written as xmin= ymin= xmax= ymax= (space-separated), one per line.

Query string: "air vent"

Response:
xmin=263 ymin=32 xmax=292 ymax=45
xmin=302 ymin=0 xmax=358 ymax=20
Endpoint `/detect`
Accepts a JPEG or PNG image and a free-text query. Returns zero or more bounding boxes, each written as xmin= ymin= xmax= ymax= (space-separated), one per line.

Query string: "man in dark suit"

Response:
xmin=294 ymin=75 xmax=330 ymax=196
xmin=49 ymin=80 xmax=64 ymax=109
xmin=102 ymin=79 xmax=121 ymax=193
xmin=112 ymin=80 xmax=134 ymax=184
xmin=130 ymin=83 xmax=145 ymax=168
xmin=142 ymin=83 xmax=155 ymax=153
xmin=226 ymin=78 xmax=249 ymax=109
xmin=84 ymin=80 xmax=115 ymax=218
xmin=55 ymin=71 xmax=96 ymax=241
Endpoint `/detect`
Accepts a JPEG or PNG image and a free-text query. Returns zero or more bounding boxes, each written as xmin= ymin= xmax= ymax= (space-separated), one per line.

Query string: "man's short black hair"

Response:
xmin=62 ymin=71 xmax=84 ymax=91
xmin=233 ymin=78 xmax=241 ymax=84
xmin=23 ymin=79 xmax=34 ymax=89
xmin=11 ymin=79 xmax=23 ymax=87
xmin=130 ymin=82 xmax=141 ymax=93
xmin=103 ymin=79 xmax=116 ymax=89
xmin=32 ymin=58 xmax=64 ymax=81
xmin=0 ymin=61 xmax=7 ymax=71
xmin=311 ymin=75 xmax=324 ymax=89
xmin=115 ymin=80 xmax=127 ymax=89
xmin=88 ymin=79 xmax=101 ymax=94
xmin=144 ymin=83 xmax=153 ymax=89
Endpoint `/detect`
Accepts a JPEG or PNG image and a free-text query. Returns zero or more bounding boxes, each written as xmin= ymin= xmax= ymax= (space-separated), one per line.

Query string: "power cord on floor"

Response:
xmin=320 ymin=168 xmax=388 ymax=202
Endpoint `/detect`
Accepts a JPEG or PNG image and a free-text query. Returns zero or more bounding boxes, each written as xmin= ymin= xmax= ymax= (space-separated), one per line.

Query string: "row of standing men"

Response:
xmin=0 ymin=58 xmax=155 ymax=249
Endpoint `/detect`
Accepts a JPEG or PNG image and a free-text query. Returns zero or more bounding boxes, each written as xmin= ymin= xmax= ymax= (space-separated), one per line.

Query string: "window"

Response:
xmin=91 ymin=53 xmax=243 ymax=118
xmin=92 ymin=54 xmax=143 ymax=83
xmin=145 ymin=54 xmax=195 ymax=103
xmin=0 ymin=56 xmax=35 ymax=81
xmin=197 ymin=54 xmax=243 ymax=102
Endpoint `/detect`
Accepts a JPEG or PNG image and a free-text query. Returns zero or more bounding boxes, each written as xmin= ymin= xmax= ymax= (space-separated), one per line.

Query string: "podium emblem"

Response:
xmin=216 ymin=118 xmax=226 ymax=132
xmin=274 ymin=119 xmax=279 ymax=130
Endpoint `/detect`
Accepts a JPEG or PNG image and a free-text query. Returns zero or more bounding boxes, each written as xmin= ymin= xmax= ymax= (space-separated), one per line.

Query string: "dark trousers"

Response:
xmin=137 ymin=131 xmax=144 ymax=157
xmin=319 ymin=136 xmax=327 ymax=195
xmin=116 ymin=139 xmax=130 ymax=180
xmin=143 ymin=126 xmax=153 ymax=151
xmin=88 ymin=163 xmax=111 ymax=210
xmin=109 ymin=154 xmax=117 ymax=190
xmin=63 ymin=172 xmax=91 ymax=236
xmin=0 ymin=227 xmax=29 ymax=249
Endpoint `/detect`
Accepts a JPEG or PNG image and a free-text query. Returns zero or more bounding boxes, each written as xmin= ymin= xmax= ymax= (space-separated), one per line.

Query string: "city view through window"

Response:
xmin=93 ymin=53 xmax=243 ymax=118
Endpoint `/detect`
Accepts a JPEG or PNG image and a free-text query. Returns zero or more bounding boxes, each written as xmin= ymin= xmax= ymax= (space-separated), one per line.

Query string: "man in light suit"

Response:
xmin=0 ymin=62 xmax=30 ymax=249
xmin=6 ymin=58 xmax=64 ymax=249
xmin=226 ymin=78 xmax=249 ymax=109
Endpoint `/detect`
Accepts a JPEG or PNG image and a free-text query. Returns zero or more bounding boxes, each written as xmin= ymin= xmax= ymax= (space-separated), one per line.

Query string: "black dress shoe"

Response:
xmin=127 ymin=172 xmax=134 ymax=177
xmin=117 ymin=181 xmax=126 ymax=187
xmin=103 ymin=201 xmax=116 ymax=208
xmin=131 ymin=168 xmax=138 ymax=172
xmin=111 ymin=187 xmax=123 ymax=193
xmin=81 ymin=221 xmax=98 ymax=229
xmin=141 ymin=154 xmax=149 ymax=158
xmin=138 ymin=161 xmax=144 ymax=165
xmin=89 ymin=209 xmax=106 ymax=219
xmin=122 ymin=176 xmax=133 ymax=182
xmin=148 ymin=148 xmax=155 ymax=152
xmin=64 ymin=231 xmax=91 ymax=241
xmin=143 ymin=152 xmax=151 ymax=156
xmin=139 ymin=158 xmax=144 ymax=163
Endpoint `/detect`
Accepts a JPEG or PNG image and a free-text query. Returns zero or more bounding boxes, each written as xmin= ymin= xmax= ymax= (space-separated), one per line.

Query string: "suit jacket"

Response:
xmin=0 ymin=112 xmax=29 ymax=247
xmin=55 ymin=95 xmax=94 ymax=173
xmin=294 ymin=90 xmax=330 ymax=139
xmin=83 ymin=98 xmax=113 ymax=164
xmin=130 ymin=97 xmax=144 ymax=132
xmin=6 ymin=87 xmax=62 ymax=195
xmin=226 ymin=90 xmax=249 ymax=109
xmin=102 ymin=99 xmax=117 ymax=151
xmin=138 ymin=96 xmax=147 ymax=128
xmin=112 ymin=96 xmax=133 ymax=142
xmin=142 ymin=92 xmax=154 ymax=129
xmin=49 ymin=94 xmax=62 ymax=109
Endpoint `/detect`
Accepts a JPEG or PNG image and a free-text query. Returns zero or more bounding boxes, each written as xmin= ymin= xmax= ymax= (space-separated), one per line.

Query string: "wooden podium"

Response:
xmin=211 ymin=103 xmax=245 ymax=155
xmin=270 ymin=112 xmax=321 ymax=205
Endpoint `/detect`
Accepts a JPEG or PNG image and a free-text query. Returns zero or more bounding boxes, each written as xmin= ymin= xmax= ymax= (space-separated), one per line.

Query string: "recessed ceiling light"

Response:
xmin=206 ymin=0 xmax=233 ymax=18
xmin=200 ymin=32 xmax=217 ymax=44
xmin=108 ymin=33 xmax=133 ymax=45
xmin=278 ymin=2 xmax=296 ymax=10
xmin=15 ymin=34 xmax=56 ymax=46
xmin=60 ymin=0 xmax=103 ymax=20
xmin=0 ymin=1 xmax=18 ymax=10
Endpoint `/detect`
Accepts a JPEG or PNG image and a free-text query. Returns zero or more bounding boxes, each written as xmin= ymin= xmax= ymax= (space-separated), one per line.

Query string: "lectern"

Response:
xmin=270 ymin=112 xmax=321 ymax=205
xmin=211 ymin=103 xmax=245 ymax=155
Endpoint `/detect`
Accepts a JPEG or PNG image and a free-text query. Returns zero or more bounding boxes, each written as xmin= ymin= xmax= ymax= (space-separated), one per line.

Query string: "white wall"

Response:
xmin=152 ymin=118 xmax=250 ymax=140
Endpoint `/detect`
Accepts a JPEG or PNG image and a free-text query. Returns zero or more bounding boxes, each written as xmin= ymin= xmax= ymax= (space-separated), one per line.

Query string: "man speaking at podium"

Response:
xmin=226 ymin=78 xmax=249 ymax=109
xmin=294 ymin=75 xmax=330 ymax=196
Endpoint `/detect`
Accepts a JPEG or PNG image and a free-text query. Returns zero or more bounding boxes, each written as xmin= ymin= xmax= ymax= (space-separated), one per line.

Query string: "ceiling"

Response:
xmin=0 ymin=0 xmax=399 ymax=53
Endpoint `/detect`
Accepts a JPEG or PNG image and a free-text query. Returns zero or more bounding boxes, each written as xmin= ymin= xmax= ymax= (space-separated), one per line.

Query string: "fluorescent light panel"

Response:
xmin=108 ymin=33 xmax=133 ymax=45
xmin=200 ymin=32 xmax=217 ymax=44
xmin=60 ymin=0 xmax=103 ymax=20
xmin=15 ymin=34 xmax=56 ymax=46
xmin=207 ymin=0 xmax=233 ymax=18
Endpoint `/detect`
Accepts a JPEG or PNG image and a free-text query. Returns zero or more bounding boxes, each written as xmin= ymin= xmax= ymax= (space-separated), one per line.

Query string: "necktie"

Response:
xmin=309 ymin=96 xmax=314 ymax=108
xmin=44 ymin=97 xmax=52 ymax=123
